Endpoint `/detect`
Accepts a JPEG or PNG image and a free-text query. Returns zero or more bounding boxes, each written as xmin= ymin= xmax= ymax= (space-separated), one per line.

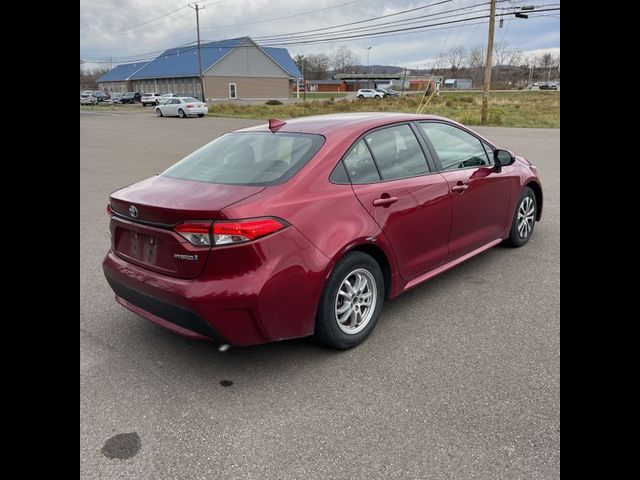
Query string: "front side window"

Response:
xmin=419 ymin=122 xmax=490 ymax=171
xmin=342 ymin=140 xmax=380 ymax=184
xmin=364 ymin=125 xmax=429 ymax=180
xmin=163 ymin=132 xmax=325 ymax=186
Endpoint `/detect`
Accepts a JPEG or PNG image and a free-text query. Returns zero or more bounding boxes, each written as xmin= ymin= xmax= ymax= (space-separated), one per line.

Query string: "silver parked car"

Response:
xmin=155 ymin=97 xmax=208 ymax=118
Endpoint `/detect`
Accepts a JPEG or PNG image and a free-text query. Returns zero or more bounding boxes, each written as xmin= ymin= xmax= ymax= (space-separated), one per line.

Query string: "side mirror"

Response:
xmin=493 ymin=149 xmax=516 ymax=169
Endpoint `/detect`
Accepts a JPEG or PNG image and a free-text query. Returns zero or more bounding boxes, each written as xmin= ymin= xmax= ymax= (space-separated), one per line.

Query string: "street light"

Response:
xmin=367 ymin=46 xmax=372 ymax=75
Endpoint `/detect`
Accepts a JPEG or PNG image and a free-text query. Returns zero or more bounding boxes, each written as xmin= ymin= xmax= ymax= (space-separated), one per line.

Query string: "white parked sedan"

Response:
xmin=155 ymin=97 xmax=208 ymax=118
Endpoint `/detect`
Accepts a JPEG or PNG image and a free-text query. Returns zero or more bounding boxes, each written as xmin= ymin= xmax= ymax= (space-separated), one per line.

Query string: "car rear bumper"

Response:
xmin=102 ymin=226 xmax=330 ymax=346
xmin=186 ymin=108 xmax=208 ymax=116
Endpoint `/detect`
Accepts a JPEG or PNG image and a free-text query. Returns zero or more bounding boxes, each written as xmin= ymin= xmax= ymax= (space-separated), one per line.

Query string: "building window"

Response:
xmin=229 ymin=82 xmax=237 ymax=99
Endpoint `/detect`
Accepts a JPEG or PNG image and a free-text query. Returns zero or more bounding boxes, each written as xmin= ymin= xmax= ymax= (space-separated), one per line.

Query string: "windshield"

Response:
xmin=163 ymin=132 xmax=325 ymax=185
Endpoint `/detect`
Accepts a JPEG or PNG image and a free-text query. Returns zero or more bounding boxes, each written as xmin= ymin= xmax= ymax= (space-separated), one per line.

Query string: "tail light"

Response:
xmin=106 ymin=203 xmax=112 ymax=216
xmin=174 ymin=218 xmax=287 ymax=247
xmin=174 ymin=221 xmax=213 ymax=246
xmin=186 ymin=104 xmax=194 ymax=108
xmin=213 ymin=218 xmax=287 ymax=245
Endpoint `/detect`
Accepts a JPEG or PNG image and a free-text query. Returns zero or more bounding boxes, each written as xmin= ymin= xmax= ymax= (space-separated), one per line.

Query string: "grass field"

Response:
xmin=208 ymin=91 xmax=560 ymax=128
xmin=289 ymin=92 xmax=347 ymax=99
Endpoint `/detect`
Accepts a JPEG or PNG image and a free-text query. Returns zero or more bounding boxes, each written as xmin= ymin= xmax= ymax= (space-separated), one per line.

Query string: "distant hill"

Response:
xmin=350 ymin=65 xmax=431 ymax=75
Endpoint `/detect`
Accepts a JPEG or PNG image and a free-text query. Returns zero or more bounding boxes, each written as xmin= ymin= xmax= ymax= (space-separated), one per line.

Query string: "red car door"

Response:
xmin=345 ymin=124 xmax=451 ymax=280
xmin=417 ymin=122 xmax=512 ymax=258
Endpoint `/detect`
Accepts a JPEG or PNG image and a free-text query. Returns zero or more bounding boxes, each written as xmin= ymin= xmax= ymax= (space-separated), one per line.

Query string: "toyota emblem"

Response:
xmin=128 ymin=205 xmax=138 ymax=218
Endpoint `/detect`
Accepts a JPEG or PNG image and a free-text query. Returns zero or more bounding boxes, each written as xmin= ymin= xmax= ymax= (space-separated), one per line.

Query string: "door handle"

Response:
xmin=373 ymin=196 xmax=399 ymax=207
xmin=451 ymin=184 xmax=469 ymax=193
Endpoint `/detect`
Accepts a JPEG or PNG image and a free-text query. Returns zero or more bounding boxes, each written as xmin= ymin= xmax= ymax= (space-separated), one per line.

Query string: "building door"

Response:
xmin=229 ymin=83 xmax=237 ymax=99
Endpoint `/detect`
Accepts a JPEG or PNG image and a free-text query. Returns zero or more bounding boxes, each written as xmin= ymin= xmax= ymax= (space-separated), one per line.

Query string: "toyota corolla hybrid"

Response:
xmin=103 ymin=113 xmax=542 ymax=349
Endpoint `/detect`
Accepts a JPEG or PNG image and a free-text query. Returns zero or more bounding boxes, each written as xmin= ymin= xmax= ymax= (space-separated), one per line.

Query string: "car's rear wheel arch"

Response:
xmin=333 ymin=244 xmax=392 ymax=300
xmin=525 ymin=180 xmax=543 ymax=220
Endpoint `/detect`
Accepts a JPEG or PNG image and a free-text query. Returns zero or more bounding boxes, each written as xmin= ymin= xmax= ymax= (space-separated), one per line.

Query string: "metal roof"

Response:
xmin=130 ymin=37 xmax=245 ymax=79
xmin=96 ymin=62 xmax=150 ymax=82
xmin=109 ymin=37 xmax=303 ymax=80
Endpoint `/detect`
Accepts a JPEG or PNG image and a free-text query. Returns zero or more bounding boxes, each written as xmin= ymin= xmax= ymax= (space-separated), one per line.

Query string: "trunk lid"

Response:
xmin=109 ymin=175 xmax=264 ymax=278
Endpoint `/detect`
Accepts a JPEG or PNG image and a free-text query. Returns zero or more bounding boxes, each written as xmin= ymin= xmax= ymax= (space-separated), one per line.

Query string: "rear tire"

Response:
xmin=197 ymin=113 xmax=204 ymax=117
xmin=178 ymin=109 xmax=186 ymax=118
xmin=315 ymin=252 xmax=384 ymax=349
xmin=504 ymin=187 xmax=537 ymax=247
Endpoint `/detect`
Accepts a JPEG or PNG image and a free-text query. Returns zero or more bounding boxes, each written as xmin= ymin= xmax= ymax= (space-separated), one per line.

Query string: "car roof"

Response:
xmin=236 ymin=112 xmax=452 ymax=136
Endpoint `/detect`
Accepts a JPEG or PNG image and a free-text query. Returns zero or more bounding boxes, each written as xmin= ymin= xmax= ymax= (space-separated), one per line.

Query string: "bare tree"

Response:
xmin=330 ymin=46 xmax=360 ymax=74
xmin=431 ymin=52 xmax=447 ymax=74
xmin=465 ymin=45 xmax=484 ymax=69
xmin=293 ymin=54 xmax=305 ymax=74
xmin=447 ymin=46 xmax=466 ymax=75
xmin=537 ymin=53 xmax=554 ymax=70
xmin=305 ymin=53 xmax=331 ymax=80
xmin=465 ymin=45 xmax=485 ymax=84
xmin=103 ymin=56 xmax=115 ymax=71
xmin=493 ymin=42 xmax=522 ymax=67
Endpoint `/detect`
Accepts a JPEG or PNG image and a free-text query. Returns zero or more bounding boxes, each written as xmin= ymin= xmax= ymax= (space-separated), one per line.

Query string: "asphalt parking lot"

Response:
xmin=80 ymin=110 xmax=559 ymax=480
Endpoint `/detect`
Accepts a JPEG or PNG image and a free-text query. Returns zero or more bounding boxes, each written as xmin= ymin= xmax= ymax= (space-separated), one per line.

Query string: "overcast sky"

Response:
xmin=80 ymin=0 xmax=560 ymax=71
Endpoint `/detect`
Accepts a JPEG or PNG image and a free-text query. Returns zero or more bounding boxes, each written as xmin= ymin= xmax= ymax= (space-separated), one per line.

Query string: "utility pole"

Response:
xmin=481 ymin=0 xmax=497 ymax=124
xmin=401 ymin=67 xmax=407 ymax=96
xmin=367 ymin=46 xmax=372 ymax=75
xmin=188 ymin=2 xmax=206 ymax=102
xmin=303 ymin=59 xmax=306 ymax=102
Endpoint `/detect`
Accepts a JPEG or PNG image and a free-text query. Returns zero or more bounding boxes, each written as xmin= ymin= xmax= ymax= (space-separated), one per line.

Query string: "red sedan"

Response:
xmin=103 ymin=113 xmax=542 ymax=349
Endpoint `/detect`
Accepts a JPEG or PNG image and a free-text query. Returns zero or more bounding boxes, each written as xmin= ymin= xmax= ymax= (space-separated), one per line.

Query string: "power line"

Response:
xmin=81 ymin=0 xmax=229 ymax=38
xmin=82 ymin=7 xmax=559 ymax=64
xmin=81 ymin=6 xmax=189 ymax=38
xmin=238 ymin=1 xmax=454 ymax=39
xmin=81 ymin=0 xmax=482 ymax=61
xmin=199 ymin=0 xmax=365 ymax=31
xmin=252 ymin=1 xmax=499 ymax=42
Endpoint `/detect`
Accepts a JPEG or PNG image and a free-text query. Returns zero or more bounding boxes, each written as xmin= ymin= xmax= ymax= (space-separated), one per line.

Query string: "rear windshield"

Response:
xmin=162 ymin=132 xmax=325 ymax=185
xmin=181 ymin=97 xmax=200 ymax=102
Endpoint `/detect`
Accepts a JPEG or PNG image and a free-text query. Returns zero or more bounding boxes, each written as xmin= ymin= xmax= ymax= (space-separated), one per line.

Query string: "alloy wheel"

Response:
xmin=517 ymin=196 xmax=535 ymax=239
xmin=334 ymin=268 xmax=377 ymax=335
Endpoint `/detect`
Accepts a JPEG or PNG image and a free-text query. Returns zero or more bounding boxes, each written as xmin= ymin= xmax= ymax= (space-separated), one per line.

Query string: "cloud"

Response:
xmin=80 ymin=0 xmax=560 ymax=71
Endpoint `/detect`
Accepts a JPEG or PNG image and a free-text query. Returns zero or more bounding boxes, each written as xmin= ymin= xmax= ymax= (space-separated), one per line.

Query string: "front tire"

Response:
xmin=178 ymin=109 xmax=186 ymax=118
xmin=504 ymin=187 xmax=537 ymax=247
xmin=315 ymin=252 xmax=384 ymax=349
xmin=155 ymin=108 xmax=163 ymax=117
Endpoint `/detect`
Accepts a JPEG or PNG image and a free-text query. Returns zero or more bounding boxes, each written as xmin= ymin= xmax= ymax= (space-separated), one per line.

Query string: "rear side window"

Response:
xmin=162 ymin=132 xmax=325 ymax=185
xmin=364 ymin=125 xmax=429 ymax=180
xmin=342 ymin=140 xmax=380 ymax=184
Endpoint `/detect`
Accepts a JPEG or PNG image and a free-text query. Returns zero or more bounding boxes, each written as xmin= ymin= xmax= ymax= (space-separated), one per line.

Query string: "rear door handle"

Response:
xmin=373 ymin=196 xmax=399 ymax=207
xmin=451 ymin=184 xmax=469 ymax=193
